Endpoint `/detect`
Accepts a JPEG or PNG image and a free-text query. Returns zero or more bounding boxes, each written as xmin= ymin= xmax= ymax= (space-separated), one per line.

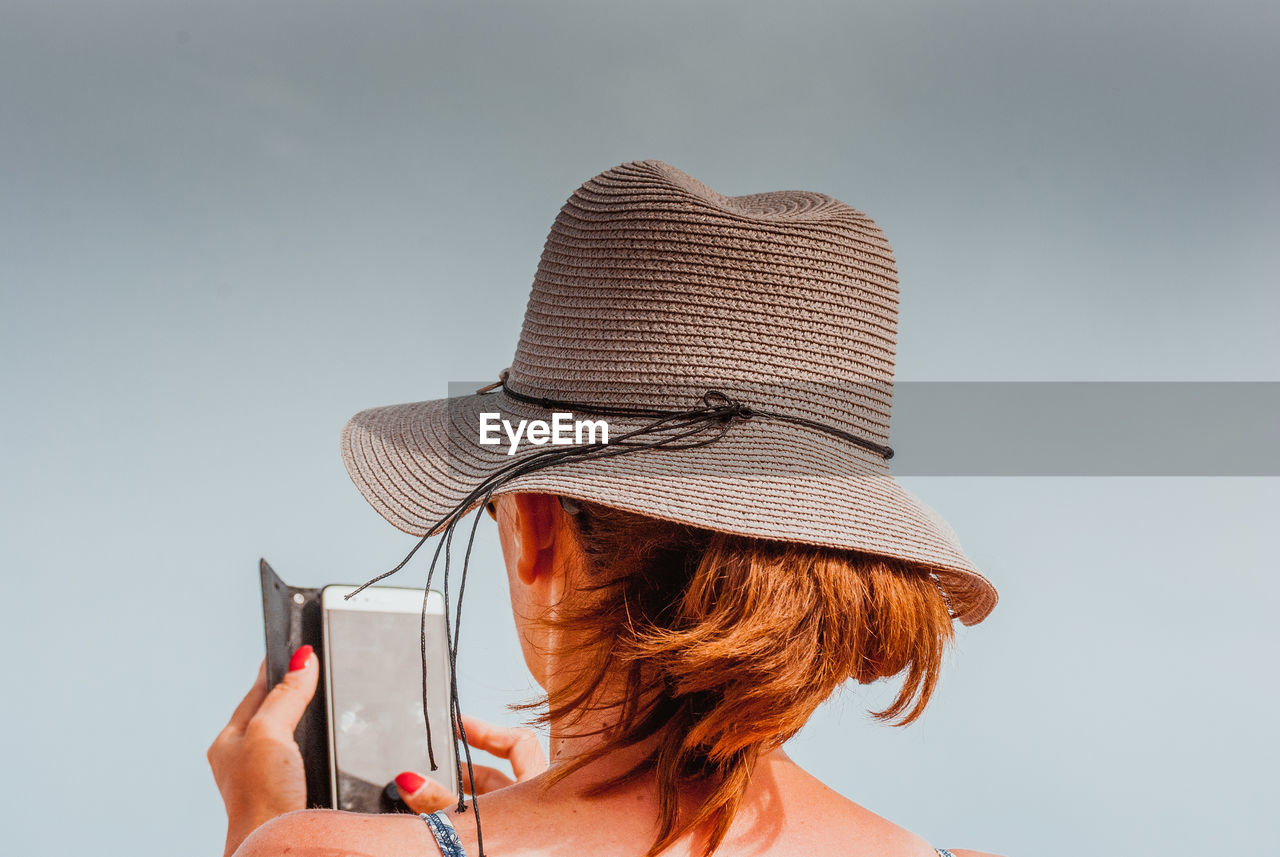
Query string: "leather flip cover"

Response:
xmin=259 ymin=558 xmax=331 ymax=809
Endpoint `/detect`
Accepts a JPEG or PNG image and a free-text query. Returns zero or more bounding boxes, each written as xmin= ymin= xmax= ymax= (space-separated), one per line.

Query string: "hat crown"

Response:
xmin=508 ymin=160 xmax=899 ymax=446
xmin=342 ymin=160 xmax=997 ymax=624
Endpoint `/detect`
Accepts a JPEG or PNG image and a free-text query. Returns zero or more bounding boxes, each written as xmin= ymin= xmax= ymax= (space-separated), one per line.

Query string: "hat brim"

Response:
xmin=341 ymin=389 xmax=997 ymax=625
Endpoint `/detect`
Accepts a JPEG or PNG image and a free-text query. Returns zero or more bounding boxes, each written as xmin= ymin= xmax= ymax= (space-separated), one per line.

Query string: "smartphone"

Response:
xmin=320 ymin=584 xmax=458 ymax=812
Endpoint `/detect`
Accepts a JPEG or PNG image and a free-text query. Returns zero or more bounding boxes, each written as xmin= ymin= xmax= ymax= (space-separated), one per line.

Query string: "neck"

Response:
xmin=534 ymin=576 xmax=653 ymax=778
xmin=540 ymin=669 xmax=666 ymax=786
xmin=539 ymin=695 xmax=793 ymax=826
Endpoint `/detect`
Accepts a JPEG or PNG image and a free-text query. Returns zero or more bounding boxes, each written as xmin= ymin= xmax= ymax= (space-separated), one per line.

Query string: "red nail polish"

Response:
xmin=288 ymin=645 xmax=313 ymax=672
xmin=395 ymin=771 xmax=426 ymax=794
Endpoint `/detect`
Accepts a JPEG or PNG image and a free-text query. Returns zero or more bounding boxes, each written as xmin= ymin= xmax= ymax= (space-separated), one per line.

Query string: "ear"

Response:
xmin=510 ymin=493 xmax=563 ymax=585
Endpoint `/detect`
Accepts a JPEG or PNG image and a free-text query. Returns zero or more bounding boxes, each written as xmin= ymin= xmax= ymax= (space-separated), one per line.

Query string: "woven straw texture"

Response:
xmin=342 ymin=160 xmax=997 ymax=624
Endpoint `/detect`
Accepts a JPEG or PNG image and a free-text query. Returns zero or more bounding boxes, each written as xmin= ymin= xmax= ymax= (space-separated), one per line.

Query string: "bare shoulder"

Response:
xmin=758 ymin=761 xmax=977 ymax=857
xmin=233 ymin=809 xmax=430 ymax=857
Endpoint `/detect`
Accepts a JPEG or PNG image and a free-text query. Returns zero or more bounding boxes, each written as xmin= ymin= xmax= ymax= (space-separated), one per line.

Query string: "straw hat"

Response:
xmin=341 ymin=160 xmax=997 ymax=625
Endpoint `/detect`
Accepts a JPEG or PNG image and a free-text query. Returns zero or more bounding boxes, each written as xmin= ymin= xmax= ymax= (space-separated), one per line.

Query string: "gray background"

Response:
xmin=2 ymin=1 xmax=1276 ymax=855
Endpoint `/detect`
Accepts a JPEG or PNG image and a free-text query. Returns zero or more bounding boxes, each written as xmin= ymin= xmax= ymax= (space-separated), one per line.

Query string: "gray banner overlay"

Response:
xmin=889 ymin=382 xmax=1278 ymax=476
xmin=448 ymin=382 xmax=1279 ymax=476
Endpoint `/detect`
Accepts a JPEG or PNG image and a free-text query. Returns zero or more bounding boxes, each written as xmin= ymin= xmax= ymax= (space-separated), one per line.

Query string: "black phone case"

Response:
xmin=259 ymin=559 xmax=412 ymax=813
xmin=259 ymin=559 xmax=331 ymax=809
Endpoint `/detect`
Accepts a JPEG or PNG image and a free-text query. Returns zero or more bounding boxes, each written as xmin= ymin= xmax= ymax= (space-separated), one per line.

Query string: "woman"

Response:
xmin=209 ymin=160 xmax=1002 ymax=857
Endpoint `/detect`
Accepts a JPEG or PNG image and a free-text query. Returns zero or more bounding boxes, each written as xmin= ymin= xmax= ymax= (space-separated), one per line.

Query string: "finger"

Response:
xmin=394 ymin=771 xmax=459 ymax=814
xmin=458 ymin=715 xmax=548 ymax=780
xmin=249 ymin=645 xmax=319 ymax=737
xmin=226 ymin=660 xmax=270 ymax=732
xmin=395 ymin=763 xmax=516 ymax=811
xmin=463 ymin=763 xmax=516 ymax=794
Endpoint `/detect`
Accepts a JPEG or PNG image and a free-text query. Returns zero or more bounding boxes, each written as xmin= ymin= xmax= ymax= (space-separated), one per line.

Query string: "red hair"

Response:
xmin=517 ymin=498 xmax=975 ymax=856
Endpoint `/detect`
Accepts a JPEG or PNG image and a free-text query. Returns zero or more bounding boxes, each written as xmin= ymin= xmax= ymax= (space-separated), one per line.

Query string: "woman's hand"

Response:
xmin=393 ymin=714 xmax=549 ymax=813
xmin=207 ymin=647 xmax=318 ymax=857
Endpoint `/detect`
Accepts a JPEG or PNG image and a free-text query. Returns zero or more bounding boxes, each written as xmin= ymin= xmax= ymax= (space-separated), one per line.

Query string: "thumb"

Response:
xmin=250 ymin=645 xmax=319 ymax=737
xmin=394 ymin=771 xmax=458 ymax=814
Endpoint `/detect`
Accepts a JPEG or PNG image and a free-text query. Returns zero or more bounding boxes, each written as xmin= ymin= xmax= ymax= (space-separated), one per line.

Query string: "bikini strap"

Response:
xmin=935 ymin=849 xmax=957 ymax=857
xmin=420 ymin=811 xmax=468 ymax=857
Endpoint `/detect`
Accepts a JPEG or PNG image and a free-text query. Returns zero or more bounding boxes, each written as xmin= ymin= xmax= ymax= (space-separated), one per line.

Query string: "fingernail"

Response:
xmin=395 ymin=771 xmax=425 ymax=794
xmin=288 ymin=645 xmax=313 ymax=672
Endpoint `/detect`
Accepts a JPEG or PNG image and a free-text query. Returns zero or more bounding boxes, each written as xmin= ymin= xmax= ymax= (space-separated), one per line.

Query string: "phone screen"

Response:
xmin=323 ymin=587 xmax=457 ymax=812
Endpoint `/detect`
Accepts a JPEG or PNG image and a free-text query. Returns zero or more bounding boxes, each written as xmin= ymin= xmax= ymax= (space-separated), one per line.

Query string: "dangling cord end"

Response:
xmin=451 ymin=697 xmax=486 ymax=855
xmin=474 ymin=367 xmax=511 ymax=395
xmin=346 ymin=530 xmax=433 ymax=599
xmin=440 ymin=502 xmax=490 ymax=855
